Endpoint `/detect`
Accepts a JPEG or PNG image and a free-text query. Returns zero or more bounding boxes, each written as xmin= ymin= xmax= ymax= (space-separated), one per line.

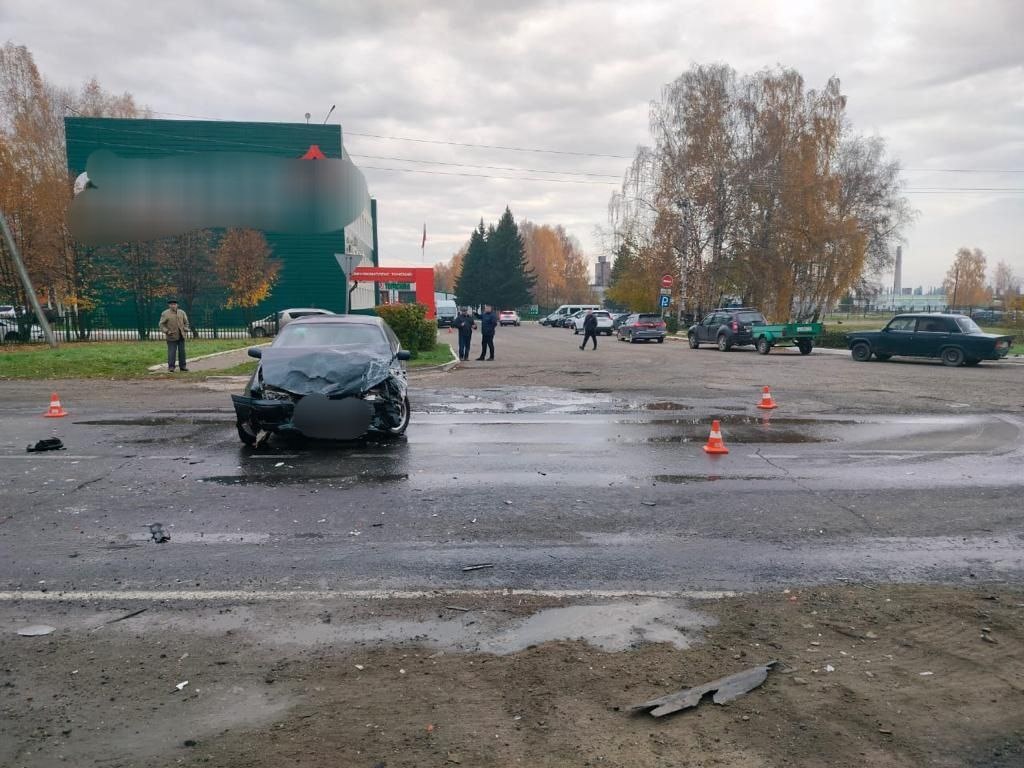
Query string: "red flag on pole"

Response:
xmin=421 ymin=223 xmax=426 ymax=249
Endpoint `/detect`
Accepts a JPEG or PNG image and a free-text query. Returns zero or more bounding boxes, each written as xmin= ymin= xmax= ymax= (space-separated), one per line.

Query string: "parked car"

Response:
xmin=617 ymin=313 xmax=667 ymax=343
xmin=688 ymin=308 xmax=767 ymax=351
xmin=0 ymin=304 xmax=17 ymax=319
xmin=250 ymin=307 xmax=335 ymax=337
xmin=542 ymin=303 xmax=602 ymax=327
xmin=0 ymin=317 xmax=44 ymax=342
xmin=499 ymin=310 xmax=521 ymax=326
xmin=846 ymin=313 xmax=1014 ymax=367
xmin=562 ymin=309 xmax=586 ymax=328
xmin=232 ymin=315 xmax=411 ymax=445
xmin=571 ymin=310 xmax=614 ymax=335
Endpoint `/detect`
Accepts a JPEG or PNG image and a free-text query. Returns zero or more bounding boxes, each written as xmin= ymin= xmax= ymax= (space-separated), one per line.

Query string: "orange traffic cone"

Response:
xmin=702 ymin=419 xmax=729 ymax=454
xmin=757 ymin=386 xmax=778 ymax=410
xmin=44 ymin=392 xmax=67 ymax=418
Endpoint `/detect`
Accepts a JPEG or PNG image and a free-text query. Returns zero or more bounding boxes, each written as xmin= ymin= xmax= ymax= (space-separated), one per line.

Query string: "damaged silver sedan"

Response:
xmin=231 ymin=315 xmax=411 ymax=446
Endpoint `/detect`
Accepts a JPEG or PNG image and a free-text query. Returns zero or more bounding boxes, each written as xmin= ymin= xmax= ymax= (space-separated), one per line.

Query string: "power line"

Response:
xmin=359 ymin=165 xmax=617 ymax=185
xmin=345 ymin=131 xmax=633 ymax=160
xmin=348 ymin=153 xmax=622 ymax=179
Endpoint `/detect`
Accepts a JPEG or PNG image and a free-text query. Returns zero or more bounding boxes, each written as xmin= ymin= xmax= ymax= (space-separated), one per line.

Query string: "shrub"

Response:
xmin=376 ymin=303 xmax=437 ymax=357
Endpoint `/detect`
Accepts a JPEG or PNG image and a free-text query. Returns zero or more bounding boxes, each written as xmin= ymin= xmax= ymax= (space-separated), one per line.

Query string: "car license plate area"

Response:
xmin=292 ymin=394 xmax=373 ymax=440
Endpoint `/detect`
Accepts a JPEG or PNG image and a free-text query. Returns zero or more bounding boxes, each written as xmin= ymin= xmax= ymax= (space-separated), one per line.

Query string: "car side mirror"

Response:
xmin=247 ymin=347 xmax=263 ymax=359
xmin=396 ymin=350 xmax=412 ymax=361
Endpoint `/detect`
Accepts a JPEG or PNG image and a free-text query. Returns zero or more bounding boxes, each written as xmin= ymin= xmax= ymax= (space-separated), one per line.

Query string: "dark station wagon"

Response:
xmin=846 ymin=313 xmax=1014 ymax=367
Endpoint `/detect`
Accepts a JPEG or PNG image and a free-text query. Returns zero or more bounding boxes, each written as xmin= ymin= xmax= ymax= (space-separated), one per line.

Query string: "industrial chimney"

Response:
xmin=893 ymin=246 xmax=903 ymax=297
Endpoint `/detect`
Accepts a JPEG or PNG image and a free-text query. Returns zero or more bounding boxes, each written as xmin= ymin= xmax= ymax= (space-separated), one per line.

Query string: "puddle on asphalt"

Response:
xmin=202 ymin=472 xmax=409 ymax=486
xmin=641 ymin=401 xmax=690 ymax=411
xmin=652 ymin=474 xmax=764 ymax=483
xmin=644 ymin=428 xmax=823 ymax=444
xmin=205 ymin=599 xmax=716 ymax=653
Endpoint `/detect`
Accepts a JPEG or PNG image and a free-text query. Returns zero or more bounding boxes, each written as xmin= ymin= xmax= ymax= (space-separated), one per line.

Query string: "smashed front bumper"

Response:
xmin=232 ymin=390 xmax=401 ymax=440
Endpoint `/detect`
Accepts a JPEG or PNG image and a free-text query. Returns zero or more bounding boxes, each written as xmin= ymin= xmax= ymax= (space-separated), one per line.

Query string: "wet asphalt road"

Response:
xmin=2 ymin=323 xmax=1023 ymax=597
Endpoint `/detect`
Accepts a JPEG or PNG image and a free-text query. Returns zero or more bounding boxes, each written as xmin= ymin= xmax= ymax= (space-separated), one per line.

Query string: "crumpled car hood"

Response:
xmin=259 ymin=347 xmax=394 ymax=397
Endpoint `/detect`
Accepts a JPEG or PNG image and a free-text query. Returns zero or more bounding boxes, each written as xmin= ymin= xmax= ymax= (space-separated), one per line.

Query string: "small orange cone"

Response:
xmin=757 ymin=386 xmax=778 ymax=410
xmin=702 ymin=419 xmax=729 ymax=454
xmin=44 ymin=392 xmax=67 ymax=418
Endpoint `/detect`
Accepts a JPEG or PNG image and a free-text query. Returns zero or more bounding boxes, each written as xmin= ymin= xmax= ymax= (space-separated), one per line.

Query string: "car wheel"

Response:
xmin=796 ymin=340 xmax=813 ymax=355
xmin=941 ymin=347 xmax=965 ymax=367
xmin=850 ymin=342 xmax=872 ymax=362
xmin=386 ymin=396 xmax=411 ymax=436
xmin=688 ymin=333 xmax=699 ymax=349
xmin=251 ymin=327 xmax=267 ymax=338
xmin=874 ymin=353 xmax=891 ymax=362
xmin=236 ymin=419 xmax=258 ymax=447
xmin=717 ymin=334 xmax=731 ymax=352
xmin=756 ymin=337 xmax=771 ymax=355
xmin=629 ymin=333 xmax=638 ymax=344
xmin=656 ymin=337 xmax=664 ymax=344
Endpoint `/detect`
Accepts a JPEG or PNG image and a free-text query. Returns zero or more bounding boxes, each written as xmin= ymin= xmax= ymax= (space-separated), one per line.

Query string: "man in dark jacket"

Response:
xmin=452 ymin=306 xmax=476 ymax=361
xmin=580 ymin=310 xmax=600 ymax=350
xmin=477 ymin=305 xmax=497 ymax=360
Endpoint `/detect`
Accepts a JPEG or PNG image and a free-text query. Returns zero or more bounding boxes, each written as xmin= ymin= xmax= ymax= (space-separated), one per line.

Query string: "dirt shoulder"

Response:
xmin=3 ymin=584 xmax=1022 ymax=768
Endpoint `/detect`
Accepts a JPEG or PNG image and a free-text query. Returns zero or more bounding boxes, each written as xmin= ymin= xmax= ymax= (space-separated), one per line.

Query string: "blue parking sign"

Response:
xmin=659 ymin=295 xmax=670 ymax=308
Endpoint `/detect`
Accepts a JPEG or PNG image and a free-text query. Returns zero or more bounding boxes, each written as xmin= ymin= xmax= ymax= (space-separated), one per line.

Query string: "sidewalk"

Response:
xmin=146 ymin=344 xmax=266 ymax=374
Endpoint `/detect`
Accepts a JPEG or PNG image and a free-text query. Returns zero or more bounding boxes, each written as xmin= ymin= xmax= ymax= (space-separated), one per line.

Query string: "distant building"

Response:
xmin=594 ymin=255 xmax=610 ymax=287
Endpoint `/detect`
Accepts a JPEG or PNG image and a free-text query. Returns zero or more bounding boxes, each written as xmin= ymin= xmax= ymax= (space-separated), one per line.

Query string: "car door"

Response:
xmin=875 ymin=316 xmax=917 ymax=356
xmin=913 ymin=317 xmax=952 ymax=358
xmin=698 ymin=313 xmax=720 ymax=343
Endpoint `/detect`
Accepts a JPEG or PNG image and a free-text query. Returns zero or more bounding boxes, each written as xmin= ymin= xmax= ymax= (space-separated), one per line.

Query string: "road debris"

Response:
xmin=148 ymin=523 xmax=170 ymax=543
xmin=91 ymin=608 xmax=148 ymax=632
xmin=26 ymin=438 xmax=65 ymax=453
xmin=17 ymin=624 xmax=56 ymax=637
xmin=632 ymin=661 xmax=779 ymax=717
xmin=641 ymin=500 xmax=657 ymax=507
xmin=175 ymin=680 xmax=189 ymax=691
xmin=444 ymin=606 xmax=471 ymax=612
xmin=462 ymin=563 xmax=495 ymax=572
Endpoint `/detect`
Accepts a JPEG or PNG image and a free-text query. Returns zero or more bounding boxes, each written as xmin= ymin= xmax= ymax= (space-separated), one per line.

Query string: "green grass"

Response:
xmin=408 ymin=342 xmax=456 ymax=368
xmin=0 ymin=339 xmax=256 ymax=379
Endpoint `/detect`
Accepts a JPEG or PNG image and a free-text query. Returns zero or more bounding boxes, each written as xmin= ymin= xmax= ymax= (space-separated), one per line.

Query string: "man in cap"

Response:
xmin=452 ymin=306 xmax=476 ymax=361
xmin=158 ymin=299 xmax=191 ymax=372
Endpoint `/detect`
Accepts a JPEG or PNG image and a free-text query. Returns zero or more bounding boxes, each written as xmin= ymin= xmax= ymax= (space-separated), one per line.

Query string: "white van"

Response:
xmin=541 ymin=304 xmax=602 ymax=327
xmin=436 ymin=299 xmax=458 ymax=327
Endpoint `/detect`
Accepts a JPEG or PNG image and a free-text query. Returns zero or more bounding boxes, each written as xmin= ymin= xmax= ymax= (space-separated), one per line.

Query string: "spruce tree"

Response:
xmin=454 ymin=220 xmax=489 ymax=308
xmin=486 ymin=207 xmax=536 ymax=309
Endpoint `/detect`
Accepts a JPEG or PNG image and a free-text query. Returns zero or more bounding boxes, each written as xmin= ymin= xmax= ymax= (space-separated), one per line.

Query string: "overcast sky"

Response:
xmin=4 ymin=0 xmax=1022 ymax=289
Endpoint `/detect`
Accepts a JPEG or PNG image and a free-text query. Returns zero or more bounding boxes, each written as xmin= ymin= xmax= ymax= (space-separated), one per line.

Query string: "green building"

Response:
xmin=64 ymin=117 xmax=378 ymax=330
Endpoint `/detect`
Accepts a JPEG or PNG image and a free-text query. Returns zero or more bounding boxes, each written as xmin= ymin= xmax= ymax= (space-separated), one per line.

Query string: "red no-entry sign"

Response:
xmin=660 ymin=274 xmax=673 ymax=288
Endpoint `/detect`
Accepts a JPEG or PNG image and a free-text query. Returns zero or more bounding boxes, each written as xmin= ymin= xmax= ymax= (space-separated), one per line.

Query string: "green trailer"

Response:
xmin=751 ymin=322 xmax=823 ymax=355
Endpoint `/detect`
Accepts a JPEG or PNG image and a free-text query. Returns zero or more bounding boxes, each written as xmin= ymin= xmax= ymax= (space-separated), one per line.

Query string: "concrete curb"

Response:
xmin=408 ymin=343 xmax=459 ymax=374
xmin=146 ymin=342 xmax=269 ymax=373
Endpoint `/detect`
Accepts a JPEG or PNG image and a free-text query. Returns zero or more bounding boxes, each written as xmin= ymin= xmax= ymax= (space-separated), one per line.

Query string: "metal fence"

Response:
xmin=1 ymin=314 xmax=256 ymax=345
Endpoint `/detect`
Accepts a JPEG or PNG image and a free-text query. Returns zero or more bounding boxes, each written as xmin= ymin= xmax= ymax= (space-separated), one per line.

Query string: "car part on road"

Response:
xmin=631 ymin=661 xmax=779 ymax=717
xmin=26 ymin=437 xmax=65 ymax=452
xmin=462 ymin=563 xmax=495 ymax=571
xmin=16 ymin=624 xmax=56 ymax=637
xmin=148 ymin=523 xmax=170 ymax=543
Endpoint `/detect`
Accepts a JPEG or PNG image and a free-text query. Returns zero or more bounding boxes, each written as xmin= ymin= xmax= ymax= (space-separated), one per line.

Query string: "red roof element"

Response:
xmin=301 ymin=144 xmax=327 ymax=160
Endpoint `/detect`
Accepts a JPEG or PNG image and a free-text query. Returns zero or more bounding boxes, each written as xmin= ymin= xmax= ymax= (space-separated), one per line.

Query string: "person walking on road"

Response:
xmin=452 ymin=306 xmax=476 ymax=361
xmin=158 ymin=299 xmax=190 ymax=372
xmin=477 ymin=304 xmax=497 ymax=361
xmin=580 ymin=309 xmax=599 ymax=351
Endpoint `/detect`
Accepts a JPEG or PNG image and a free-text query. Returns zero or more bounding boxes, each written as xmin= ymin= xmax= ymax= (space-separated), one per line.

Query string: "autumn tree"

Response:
xmin=520 ymin=221 xmax=592 ymax=307
xmin=943 ymin=247 xmax=989 ymax=307
xmin=608 ymin=63 xmax=913 ymax=322
xmin=214 ymin=229 xmax=281 ymax=320
xmin=992 ymin=261 xmax=1019 ymax=299
xmin=433 ymin=244 xmax=465 ymax=294
xmin=0 ymin=41 xmax=148 ymax=335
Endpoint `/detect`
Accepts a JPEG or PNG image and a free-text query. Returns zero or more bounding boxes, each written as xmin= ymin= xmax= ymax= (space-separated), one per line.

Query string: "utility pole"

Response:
xmin=0 ymin=211 xmax=58 ymax=348
xmin=951 ymin=262 xmax=961 ymax=309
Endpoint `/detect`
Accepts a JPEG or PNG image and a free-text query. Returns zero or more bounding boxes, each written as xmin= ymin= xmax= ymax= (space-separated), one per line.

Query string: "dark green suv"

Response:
xmin=688 ymin=308 xmax=767 ymax=351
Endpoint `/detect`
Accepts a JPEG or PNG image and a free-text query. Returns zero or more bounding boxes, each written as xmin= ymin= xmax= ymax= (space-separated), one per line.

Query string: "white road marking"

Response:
xmin=0 ymin=589 xmax=737 ymax=603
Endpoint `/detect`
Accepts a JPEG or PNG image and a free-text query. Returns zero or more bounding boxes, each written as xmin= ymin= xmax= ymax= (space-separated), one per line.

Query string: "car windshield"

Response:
xmin=956 ymin=317 xmax=982 ymax=334
xmin=274 ymin=323 xmax=391 ymax=353
xmin=736 ymin=312 xmax=765 ymax=324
